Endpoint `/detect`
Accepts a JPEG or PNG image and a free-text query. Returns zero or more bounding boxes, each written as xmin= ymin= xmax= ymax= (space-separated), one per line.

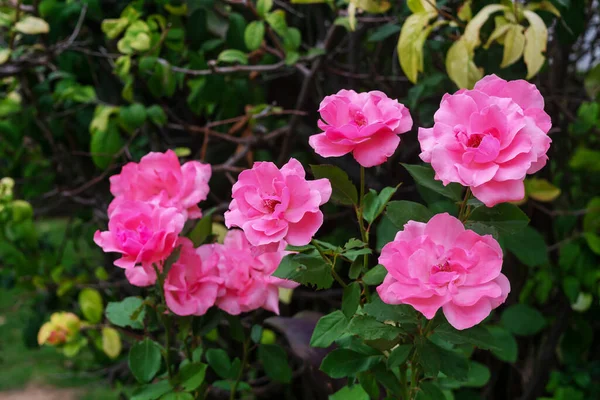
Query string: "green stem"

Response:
xmin=458 ymin=188 xmax=472 ymax=222
xmin=312 ymin=239 xmax=347 ymax=288
xmin=400 ymin=364 xmax=409 ymax=400
xmin=230 ymin=338 xmax=250 ymax=400
xmin=153 ymin=263 xmax=174 ymax=380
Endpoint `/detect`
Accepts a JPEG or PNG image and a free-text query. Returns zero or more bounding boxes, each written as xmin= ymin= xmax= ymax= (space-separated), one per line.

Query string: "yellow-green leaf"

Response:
xmin=164 ymin=3 xmax=188 ymax=15
xmin=446 ymin=38 xmax=482 ymax=89
xmin=0 ymin=48 xmax=10 ymax=65
xmin=15 ymin=16 xmax=50 ymax=35
xmin=525 ymin=178 xmax=560 ymax=202
xmin=484 ymin=16 xmax=510 ymax=48
xmin=463 ymin=4 xmax=507 ymax=50
xmin=523 ymin=10 xmax=548 ymax=79
xmin=348 ymin=2 xmax=357 ymax=31
xmin=407 ymin=0 xmax=436 ymax=14
xmin=458 ymin=0 xmax=472 ymax=22
xmin=352 ymin=0 xmax=391 ymax=13
xmin=526 ymin=1 xmax=561 ymax=17
xmin=102 ymin=327 xmax=122 ymax=359
xmin=397 ymin=12 xmax=436 ymax=83
xmin=500 ymin=24 xmax=525 ymax=68
xmin=101 ymin=18 xmax=129 ymax=39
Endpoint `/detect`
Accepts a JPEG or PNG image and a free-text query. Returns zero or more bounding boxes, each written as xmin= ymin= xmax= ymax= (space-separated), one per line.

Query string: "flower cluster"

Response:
xmin=95 ymin=151 xmax=301 ymax=317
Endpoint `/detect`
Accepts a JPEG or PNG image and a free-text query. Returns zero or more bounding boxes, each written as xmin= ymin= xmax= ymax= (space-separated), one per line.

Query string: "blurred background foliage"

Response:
xmin=0 ymin=0 xmax=599 ymax=399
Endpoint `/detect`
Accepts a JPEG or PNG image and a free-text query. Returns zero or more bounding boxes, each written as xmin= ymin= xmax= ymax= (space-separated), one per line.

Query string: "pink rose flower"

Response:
xmin=419 ymin=75 xmax=551 ymax=207
xmin=376 ymin=213 xmax=510 ymax=330
xmin=93 ymin=200 xmax=184 ymax=270
xmin=124 ymin=264 xmax=158 ymax=287
xmin=164 ymin=238 xmax=222 ymax=316
xmin=224 ymin=158 xmax=331 ymax=249
xmin=309 ymin=89 xmax=413 ymax=167
xmin=198 ymin=230 xmax=299 ymax=315
xmin=109 ymin=150 xmax=211 ymax=219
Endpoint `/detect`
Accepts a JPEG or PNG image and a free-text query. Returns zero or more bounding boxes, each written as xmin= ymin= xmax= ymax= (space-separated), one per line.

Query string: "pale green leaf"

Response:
xmin=462 ymin=4 xmax=507 ymax=50
xmin=523 ymin=10 xmax=548 ymax=79
xmin=217 ymin=49 xmax=249 ymax=65
xmin=484 ymin=16 xmax=510 ymax=48
xmin=102 ymin=327 xmax=122 ymax=359
xmin=526 ymin=1 xmax=561 ymax=17
xmin=445 ymin=38 xmax=482 ymax=89
xmin=397 ymin=12 xmax=436 ymax=83
xmin=500 ymin=24 xmax=525 ymax=68
xmin=15 ymin=16 xmax=50 ymax=34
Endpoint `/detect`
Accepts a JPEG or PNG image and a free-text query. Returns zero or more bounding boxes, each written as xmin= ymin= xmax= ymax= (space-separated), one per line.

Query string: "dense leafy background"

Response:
xmin=1 ymin=0 xmax=600 ymax=399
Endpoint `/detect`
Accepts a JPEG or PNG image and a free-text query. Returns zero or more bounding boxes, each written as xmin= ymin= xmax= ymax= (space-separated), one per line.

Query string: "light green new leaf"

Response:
xmin=102 ymin=18 xmax=129 ymax=39
xmin=15 ymin=16 xmax=50 ymax=34
xmin=352 ymin=0 xmax=392 ymax=14
xmin=102 ymin=327 xmax=122 ymax=359
xmin=397 ymin=12 xmax=436 ymax=83
xmin=217 ymin=49 xmax=249 ymax=65
xmin=501 ymin=24 xmax=525 ymax=68
xmin=525 ymin=178 xmax=560 ymax=202
xmin=526 ymin=1 xmax=561 ymax=17
xmin=245 ymin=21 xmax=265 ymax=51
xmin=0 ymin=48 xmax=11 ymax=65
xmin=78 ymin=288 xmax=103 ymax=324
xmin=523 ymin=10 xmax=548 ymax=78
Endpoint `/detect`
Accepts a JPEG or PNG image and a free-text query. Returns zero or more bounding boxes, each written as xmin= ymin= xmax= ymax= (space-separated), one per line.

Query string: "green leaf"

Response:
xmin=130 ymin=381 xmax=172 ymax=400
xmin=362 ymin=264 xmax=387 ymax=285
xmin=467 ymin=203 xmax=529 ymax=235
xmin=310 ymin=310 xmax=349 ymax=348
xmin=311 ymin=164 xmax=358 ymax=205
xmin=102 ymin=327 xmax=122 ymax=359
xmin=570 ymin=147 xmax=600 ymax=171
xmin=146 ymin=105 xmax=167 ymax=126
xmin=342 ymin=282 xmax=361 ymax=318
xmin=416 ymin=381 xmax=446 ymax=400
xmin=416 ymin=338 xmax=440 ymax=377
xmin=525 ymin=178 xmax=560 ymax=202
xmin=206 ymin=348 xmax=232 ymax=379
xmin=386 ymin=200 xmax=433 ymax=229
xmin=402 ymin=164 xmax=463 ymax=201
xmin=362 ymin=296 xmax=418 ymax=324
xmin=178 ymin=363 xmax=207 ymax=391
xmin=433 ymin=323 xmax=498 ymax=350
xmin=129 ymin=339 xmax=162 ymax=383
xmin=251 ymin=325 xmax=263 ymax=344
xmin=15 ymin=16 xmax=50 ymax=34
xmin=463 ymin=361 xmax=491 ymax=387
xmin=347 ymin=315 xmax=403 ymax=341
xmin=320 ymin=349 xmax=383 ymax=378
xmin=265 ymin=10 xmax=288 ymax=36
xmin=584 ymin=63 xmax=600 ymax=99
xmin=90 ymin=121 xmax=123 ymax=170
xmin=258 ymin=344 xmax=292 ymax=383
xmin=283 ymin=27 xmax=301 ymax=51
xmin=273 ymin=252 xmax=334 ymax=290
xmin=329 ymin=384 xmax=369 ymax=400
xmin=78 ymin=288 xmax=103 ymax=324
xmin=523 ymin=10 xmax=548 ymax=79
xmin=119 ymin=103 xmax=147 ymax=132
xmin=257 ymin=0 xmax=273 ymax=18
xmin=501 ymin=304 xmax=546 ymax=336
xmin=368 ymin=24 xmax=401 ymax=42
xmin=484 ymin=16 xmax=511 ymax=48
xmin=488 ymin=326 xmax=518 ymax=363
xmin=0 ymin=48 xmax=11 ymax=65
xmin=363 ymin=187 xmax=398 ymax=224
xmin=188 ymin=208 xmax=215 ymax=246
xmin=105 ymin=297 xmax=146 ymax=329
xmin=387 ymin=344 xmax=412 ymax=368
xmin=244 ymin=21 xmax=265 ymax=51
xmin=358 ymin=372 xmax=379 ymax=399
xmin=217 ymin=49 xmax=249 ymax=65
xmin=397 ymin=12 xmax=436 ymax=83
xmin=504 ymin=226 xmax=549 ymax=267
xmin=437 ymin=345 xmax=469 ymax=381
xmin=161 ymin=393 xmax=194 ymax=400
